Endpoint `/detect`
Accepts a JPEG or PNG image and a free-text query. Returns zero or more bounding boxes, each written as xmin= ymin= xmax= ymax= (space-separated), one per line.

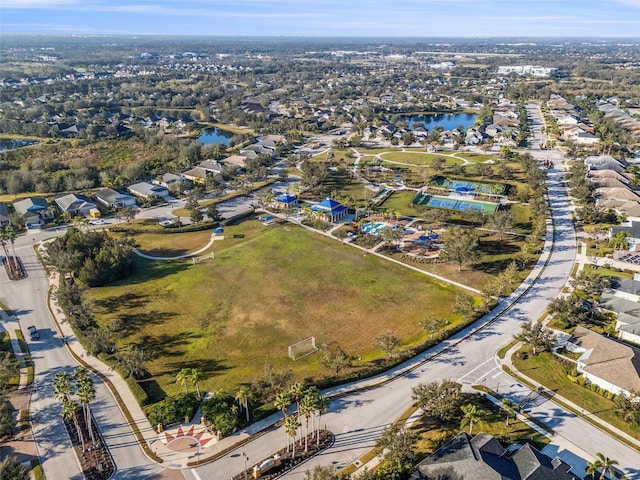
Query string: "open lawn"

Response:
xmin=512 ymin=349 xmax=640 ymax=442
xmin=89 ymin=218 xmax=469 ymax=397
xmin=119 ymin=228 xmax=213 ymax=257
xmin=380 ymin=152 xmax=463 ymax=166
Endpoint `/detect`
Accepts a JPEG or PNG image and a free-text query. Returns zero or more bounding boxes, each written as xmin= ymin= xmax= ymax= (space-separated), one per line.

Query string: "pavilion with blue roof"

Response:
xmin=274 ymin=193 xmax=299 ymax=209
xmin=311 ymin=197 xmax=348 ymax=222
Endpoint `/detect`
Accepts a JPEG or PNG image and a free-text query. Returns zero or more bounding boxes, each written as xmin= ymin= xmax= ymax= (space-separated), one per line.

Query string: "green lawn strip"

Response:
xmin=30 ymin=460 xmax=44 ymax=480
xmin=497 ymin=339 xmax=518 ymax=360
xmin=117 ymin=229 xmax=213 ymax=257
xmin=582 ymin=264 xmax=633 ymax=279
xmin=13 ymin=330 xmax=33 ymax=386
xmin=377 ymin=190 xmax=421 ymax=217
xmin=45 ymin=288 xmax=164 ymax=463
xmin=88 ymin=220 xmax=470 ymax=397
xmin=511 ymin=349 xmax=640 ymax=444
xmin=380 ymin=152 xmax=464 ymax=166
xmin=0 ymin=331 xmax=20 ymax=390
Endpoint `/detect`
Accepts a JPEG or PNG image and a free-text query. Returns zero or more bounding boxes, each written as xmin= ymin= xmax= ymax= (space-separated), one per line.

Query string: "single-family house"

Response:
xmin=182 ymin=166 xmax=209 ymax=185
xmin=599 ymin=288 xmax=640 ymax=345
xmin=94 ymin=188 xmax=137 ymax=208
xmin=55 ymin=194 xmax=97 ymax=217
xmin=223 ymin=155 xmax=247 ymax=168
xmin=566 ymin=325 xmax=640 ymax=396
xmin=154 ymin=173 xmax=186 ymax=188
xmin=311 ymin=197 xmax=348 ymax=222
xmin=585 ymin=155 xmax=626 ymax=173
xmin=13 ymin=197 xmax=54 ymax=227
xmin=0 ymin=203 xmax=10 ymax=227
xmin=127 ymin=182 xmax=169 ymax=200
xmin=465 ymin=129 xmax=484 ymax=146
xmin=610 ymin=221 xmax=640 ymax=249
xmin=415 ymin=432 xmax=578 ymax=480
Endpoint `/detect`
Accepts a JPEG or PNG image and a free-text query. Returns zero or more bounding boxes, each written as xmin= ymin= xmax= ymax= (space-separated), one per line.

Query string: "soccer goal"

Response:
xmin=192 ymin=252 xmax=215 ymax=265
xmin=288 ymin=336 xmax=318 ymax=361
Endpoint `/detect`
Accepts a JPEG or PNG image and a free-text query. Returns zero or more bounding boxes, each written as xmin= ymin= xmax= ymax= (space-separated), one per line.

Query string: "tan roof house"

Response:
xmin=567 ymin=326 xmax=640 ymax=396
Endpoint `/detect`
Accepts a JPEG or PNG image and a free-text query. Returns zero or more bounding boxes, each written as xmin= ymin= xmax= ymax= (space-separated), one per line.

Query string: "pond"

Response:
xmin=197 ymin=127 xmax=234 ymax=146
xmin=393 ymin=113 xmax=478 ymax=132
xmin=0 ymin=138 xmax=38 ymax=152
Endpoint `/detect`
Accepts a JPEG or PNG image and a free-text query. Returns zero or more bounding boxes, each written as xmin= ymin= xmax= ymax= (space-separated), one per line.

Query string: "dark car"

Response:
xmin=27 ymin=325 xmax=40 ymax=340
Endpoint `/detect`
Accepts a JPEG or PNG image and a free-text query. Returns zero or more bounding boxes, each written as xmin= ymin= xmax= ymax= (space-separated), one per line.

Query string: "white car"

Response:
xmin=89 ymin=219 xmax=105 ymax=225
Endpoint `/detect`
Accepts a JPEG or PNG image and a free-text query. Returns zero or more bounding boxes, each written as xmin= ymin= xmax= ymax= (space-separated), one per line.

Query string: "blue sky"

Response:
xmin=2 ymin=0 xmax=640 ymax=37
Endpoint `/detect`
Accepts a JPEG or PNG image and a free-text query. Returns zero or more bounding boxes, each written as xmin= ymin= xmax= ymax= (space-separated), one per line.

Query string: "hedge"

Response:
xmin=126 ymin=376 xmax=150 ymax=406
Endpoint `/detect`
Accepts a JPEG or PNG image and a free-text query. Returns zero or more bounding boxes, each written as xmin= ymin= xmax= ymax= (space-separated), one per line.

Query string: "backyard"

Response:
xmin=90 ymin=217 xmax=474 ymax=398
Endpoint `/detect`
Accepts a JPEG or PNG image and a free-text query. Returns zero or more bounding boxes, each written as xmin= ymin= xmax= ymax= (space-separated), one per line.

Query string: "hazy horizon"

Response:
xmin=2 ymin=0 xmax=640 ymax=37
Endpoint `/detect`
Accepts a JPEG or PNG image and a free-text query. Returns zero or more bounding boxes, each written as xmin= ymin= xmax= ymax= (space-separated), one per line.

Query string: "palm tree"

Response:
xmin=76 ymin=371 xmax=96 ymax=447
xmin=587 ymin=452 xmax=619 ymax=480
xmin=274 ymin=391 xmax=291 ymax=420
xmin=235 ymin=385 xmax=255 ymax=423
xmin=53 ymin=371 xmax=73 ymax=403
xmin=315 ymin=394 xmax=330 ymax=444
xmin=299 ymin=393 xmax=316 ymax=452
xmin=62 ymin=400 xmax=85 ymax=451
xmin=460 ymin=404 xmax=483 ymax=434
xmin=3 ymin=226 xmax=18 ymax=274
xmin=0 ymin=228 xmax=14 ymax=276
xmin=189 ymin=368 xmax=203 ymax=400
xmin=176 ymin=368 xmax=190 ymax=394
xmin=289 ymin=382 xmax=305 ymax=419
xmin=284 ymin=415 xmax=301 ymax=459
xmin=501 ymin=398 xmax=518 ymax=427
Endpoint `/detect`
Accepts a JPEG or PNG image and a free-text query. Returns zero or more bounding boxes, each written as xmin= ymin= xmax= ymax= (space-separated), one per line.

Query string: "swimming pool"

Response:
xmin=360 ymin=221 xmax=388 ymax=235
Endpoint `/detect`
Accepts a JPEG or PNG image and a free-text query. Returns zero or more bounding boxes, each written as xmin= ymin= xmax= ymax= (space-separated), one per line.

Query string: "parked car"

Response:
xmin=27 ymin=325 xmax=40 ymax=340
xmin=89 ymin=218 xmax=105 ymax=225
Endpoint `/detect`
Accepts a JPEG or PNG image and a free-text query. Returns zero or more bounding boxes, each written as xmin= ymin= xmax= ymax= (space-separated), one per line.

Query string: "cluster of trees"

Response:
xmin=548 ymin=271 xmax=610 ymax=330
xmin=46 ymin=228 xmax=135 ymax=287
xmin=274 ymin=383 xmax=330 ymax=460
xmin=52 ymin=367 xmax=97 ymax=453
xmin=145 ymin=393 xmax=201 ymax=430
xmin=0 ymin=226 xmax=21 ymax=279
xmin=514 ymin=321 xmax=557 ymax=356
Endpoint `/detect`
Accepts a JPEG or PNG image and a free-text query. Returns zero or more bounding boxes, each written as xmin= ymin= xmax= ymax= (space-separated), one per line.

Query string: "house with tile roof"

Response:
xmin=311 ymin=197 xmax=348 ymax=222
xmin=599 ymin=288 xmax=640 ymax=345
xmin=13 ymin=197 xmax=54 ymax=227
xmin=414 ymin=432 xmax=578 ymax=480
xmin=567 ymin=326 xmax=640 ymax=396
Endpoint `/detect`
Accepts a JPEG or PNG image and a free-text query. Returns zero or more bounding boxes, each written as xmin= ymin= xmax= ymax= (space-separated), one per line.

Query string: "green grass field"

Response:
xmin=380 ymin=152 xmax=463 ymax=166
xmin=90 ymin=218 xmax=470 ymax=396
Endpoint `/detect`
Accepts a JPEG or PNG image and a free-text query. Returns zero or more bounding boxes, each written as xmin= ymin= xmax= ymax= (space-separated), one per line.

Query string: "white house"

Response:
xmin=127 ymin=182 xmax=169 ymax=200
xmin=566 ymin=326 xmax=640 ymax=396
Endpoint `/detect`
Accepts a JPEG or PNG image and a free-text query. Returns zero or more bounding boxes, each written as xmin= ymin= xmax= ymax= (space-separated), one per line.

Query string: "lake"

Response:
xmin=198 ymin=127 xmax=234 ymax=146
xmin=395 ymin=113 xmax=478 ymax=131
xmin=0 ymin=138 xmax=38 ymax=152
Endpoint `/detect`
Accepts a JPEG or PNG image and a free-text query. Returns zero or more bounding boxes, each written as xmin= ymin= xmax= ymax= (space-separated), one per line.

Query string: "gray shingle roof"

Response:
xmin=416 ymin=433 xmax=579 ymax=480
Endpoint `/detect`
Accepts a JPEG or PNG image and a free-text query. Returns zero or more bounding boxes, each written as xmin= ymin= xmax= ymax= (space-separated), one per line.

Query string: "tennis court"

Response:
xmin=413 ymin=193 xmax=498 ymax=215
xmin=430 ymin=176 xmax=505 ymax=195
